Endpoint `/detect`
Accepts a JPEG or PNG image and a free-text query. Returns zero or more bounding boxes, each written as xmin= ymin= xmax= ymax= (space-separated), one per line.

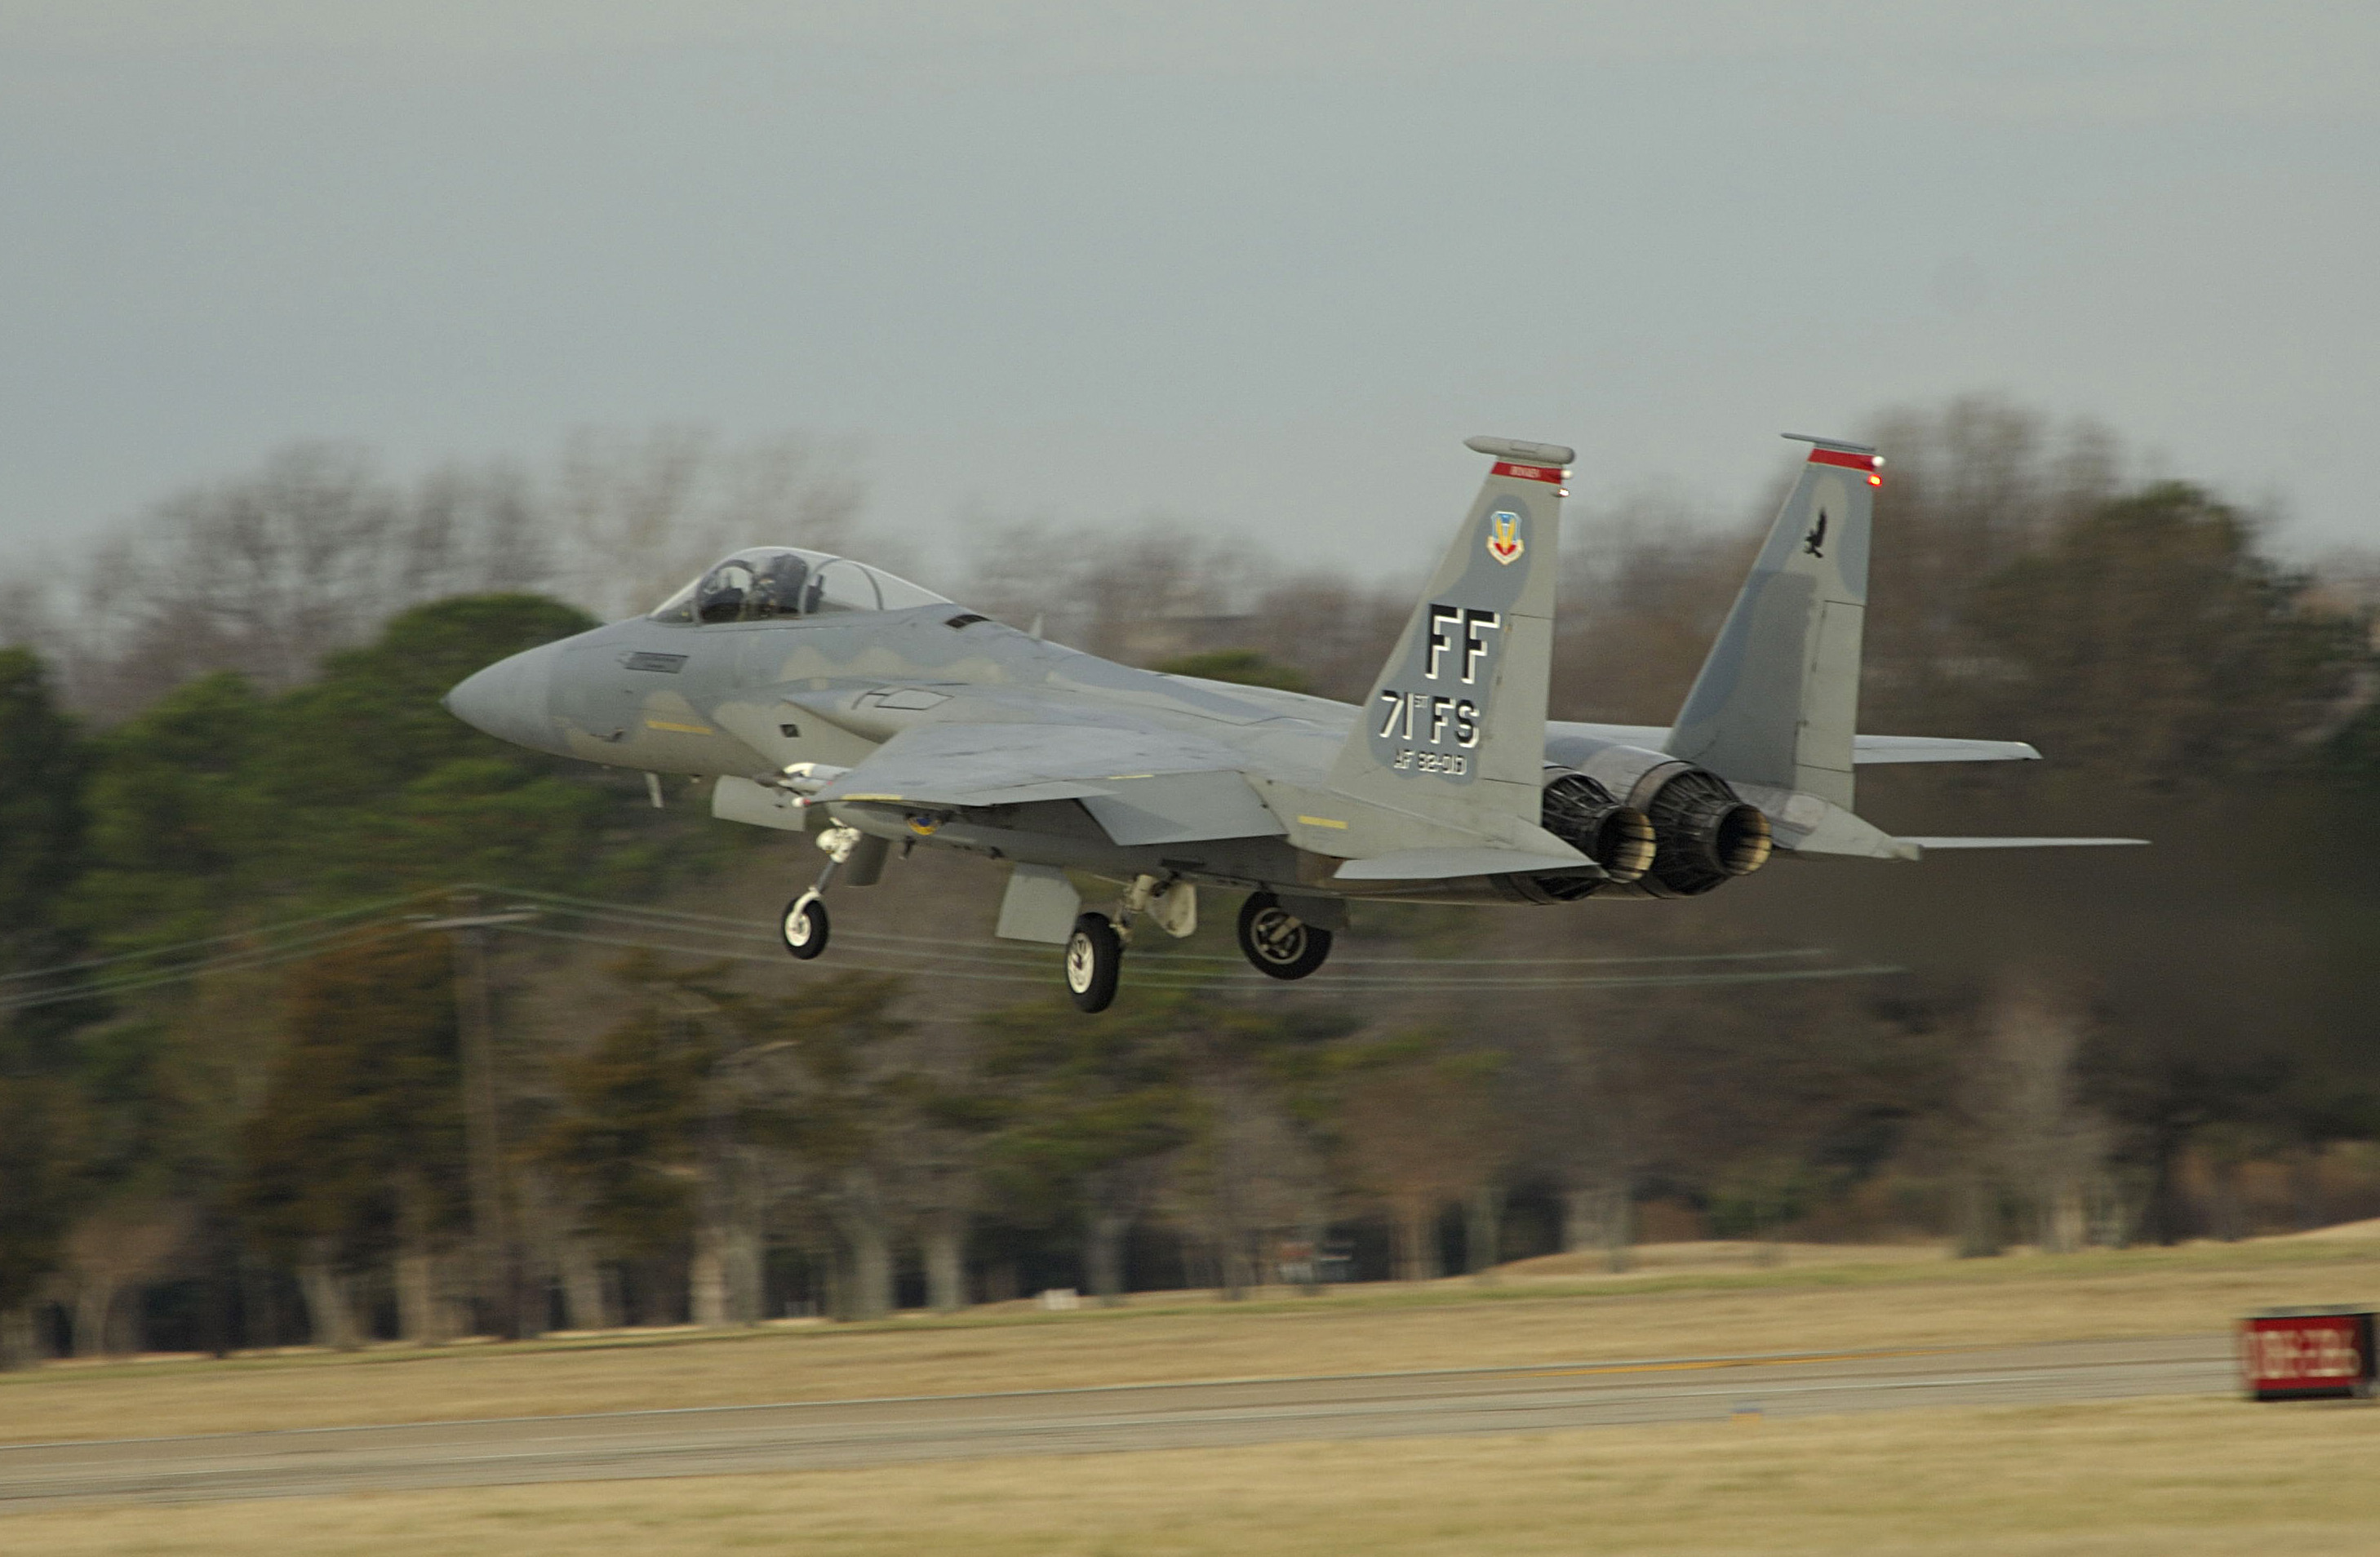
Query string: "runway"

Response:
xmin=0 ymin=1333 xmax=2236 ymax=1508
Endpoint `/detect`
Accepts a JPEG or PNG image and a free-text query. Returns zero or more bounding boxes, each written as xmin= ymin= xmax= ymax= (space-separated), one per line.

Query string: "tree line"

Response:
xmin=2 ymin=397 xmax=2376 ymax=1364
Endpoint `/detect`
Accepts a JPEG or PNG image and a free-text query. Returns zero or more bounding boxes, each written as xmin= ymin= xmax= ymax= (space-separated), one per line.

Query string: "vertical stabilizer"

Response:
xmin=1665 ymin=434 xmax=1880 ymax=811
xmin=1327 ymin=437 xmax=1570 ymax=841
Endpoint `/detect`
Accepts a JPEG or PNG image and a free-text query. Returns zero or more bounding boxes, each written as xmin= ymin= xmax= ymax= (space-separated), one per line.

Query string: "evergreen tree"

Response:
xmin=0 ymin=649 xmax=89 ymax=1357
xmin=238 ymin=935 xmax=467 ymax=1342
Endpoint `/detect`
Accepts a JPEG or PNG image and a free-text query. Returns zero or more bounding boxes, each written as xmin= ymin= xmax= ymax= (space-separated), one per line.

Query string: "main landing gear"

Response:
xmin=1064 ymin=884 xmax=1334 ymax=1011
xmin=1237 ymin=892 xmax=1334 ymax=981
xmin=1061 ymin=874 xmax=1197 ymax=1014
xmin=1063 ymin=913 xmax=1123 ymax=1012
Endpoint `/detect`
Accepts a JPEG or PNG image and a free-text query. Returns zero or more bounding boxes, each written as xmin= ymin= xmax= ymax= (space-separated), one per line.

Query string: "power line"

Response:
xmin=0 ymin=920 xmax=420 ymax=1012
xmin=498 ymin=920 xmax=1902 ymax=994
xmin=0 ymin=889 xmax=446 ymax=987
xmin=0 ymin=881 xmax=1905 ymax=1009
xmin=498 ymin=883 xmax=1845 ymax=970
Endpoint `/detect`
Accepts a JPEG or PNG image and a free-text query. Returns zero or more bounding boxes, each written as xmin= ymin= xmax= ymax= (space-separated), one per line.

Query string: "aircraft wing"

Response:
xmin=812 ymin=721 xmax=1285 ymax=845
xmin=1551 ymin=721 xmax=2040 ymax=765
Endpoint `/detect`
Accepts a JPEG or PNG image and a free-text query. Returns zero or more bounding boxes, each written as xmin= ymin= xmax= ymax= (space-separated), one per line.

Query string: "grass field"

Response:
xmin=6 ymin=1232 xmax=2378 ymax=1446
xmin=9 ymin=1395 xmax=2379 ymax=1555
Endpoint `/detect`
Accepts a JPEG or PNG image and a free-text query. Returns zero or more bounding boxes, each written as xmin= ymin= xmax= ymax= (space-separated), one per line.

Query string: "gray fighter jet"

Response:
xmin=445 ymin=434 xmax=2140 ymax=1011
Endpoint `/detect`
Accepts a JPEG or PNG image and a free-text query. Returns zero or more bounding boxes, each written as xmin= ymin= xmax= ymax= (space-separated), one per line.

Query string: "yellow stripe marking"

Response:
xmin=644 ymin=719 xmax=714 ymax=734
xmin=1296 ymin=815 xmax=1350 ymax=829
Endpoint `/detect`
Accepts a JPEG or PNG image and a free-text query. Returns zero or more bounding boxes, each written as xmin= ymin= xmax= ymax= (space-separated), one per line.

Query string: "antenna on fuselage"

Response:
xmin=1028 ymin=613 xmax=1045 ymax=641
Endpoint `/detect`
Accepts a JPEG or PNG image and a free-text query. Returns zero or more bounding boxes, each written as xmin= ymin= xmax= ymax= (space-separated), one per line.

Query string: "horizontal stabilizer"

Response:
xmin=1852 ymin=736 xmax=2040 ymax=765
xmin=1898 ymin=836 xmax=2148 ymax=856
xmin=1334 ymin=845 xmax=1593 ymax=882
xmin=1548 ymin=721 xmax=2045 ymax=765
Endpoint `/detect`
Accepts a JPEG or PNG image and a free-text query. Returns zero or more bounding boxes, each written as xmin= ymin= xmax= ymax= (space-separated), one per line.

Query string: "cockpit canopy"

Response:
xmin=648 ymin=548 xmax=951 ymax=625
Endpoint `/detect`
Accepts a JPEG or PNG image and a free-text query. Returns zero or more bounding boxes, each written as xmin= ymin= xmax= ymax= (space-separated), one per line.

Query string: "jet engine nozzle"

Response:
xmin=1493 ymin=770 xmax=1654 ymax=904
xmin=1635 ymin=768 xmax=1772 ymax=896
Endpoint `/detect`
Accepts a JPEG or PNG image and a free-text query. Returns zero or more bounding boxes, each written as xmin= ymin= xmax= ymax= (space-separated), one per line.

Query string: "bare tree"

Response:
xmin=1553 ymin=1035 xmax=1649 ymax=1274
xmin=1337 ymin=1062 xmax=1500 ymax=1283
xmin=1967 ymin=978 xmax=2113 ymax=1254
xmin=43 ymin=446 xmax=562 ymax=716
xmin=295 ymin=1236 xmax=365 ymax=1351
xmin=1159 ymin=1077 xmax=1327 ymax=1298
xmin=550 ymin=428 xmax=866 ymax=622
xmin=61 ymin=1198 xmax=189 ymax=1357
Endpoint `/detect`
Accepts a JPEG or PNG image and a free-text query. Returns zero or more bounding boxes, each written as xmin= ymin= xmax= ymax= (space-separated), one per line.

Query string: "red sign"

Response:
xmin=2240 ymin=1311 xmax=2375 ymax=1400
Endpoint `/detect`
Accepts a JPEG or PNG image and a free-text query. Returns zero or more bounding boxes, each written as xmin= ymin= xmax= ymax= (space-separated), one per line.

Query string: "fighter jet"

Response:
xmin=445 ymin=433 xmax=2140 ymax=1012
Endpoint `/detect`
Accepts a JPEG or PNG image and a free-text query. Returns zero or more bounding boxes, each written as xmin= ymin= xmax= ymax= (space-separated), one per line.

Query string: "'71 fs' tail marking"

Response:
xmin=1376 ymin=601 xmax=1497 ymax=759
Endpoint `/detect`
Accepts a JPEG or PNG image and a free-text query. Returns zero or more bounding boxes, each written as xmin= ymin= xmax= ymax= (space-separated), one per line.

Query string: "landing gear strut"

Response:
xmin=1237 ymin=892 xmax=1333 ymax=980
xmin=779 ymin=823 xmax=881 ymax=961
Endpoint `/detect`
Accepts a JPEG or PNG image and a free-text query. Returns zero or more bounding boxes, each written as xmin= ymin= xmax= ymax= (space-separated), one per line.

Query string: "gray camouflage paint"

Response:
xmin=444 ymin=435 xmax=2099 ymax=921
xmin=1665 ymin=446 xmax=1872 ymax=811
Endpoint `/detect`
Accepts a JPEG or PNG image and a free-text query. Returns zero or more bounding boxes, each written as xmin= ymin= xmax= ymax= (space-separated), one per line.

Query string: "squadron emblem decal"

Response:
xmin=1486 ymin=510 xmax=1524 ymax=565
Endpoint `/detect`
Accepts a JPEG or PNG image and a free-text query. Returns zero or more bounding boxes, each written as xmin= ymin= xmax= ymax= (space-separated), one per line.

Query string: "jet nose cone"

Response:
xmin=444 ymin=644 xmax=561 ymax=752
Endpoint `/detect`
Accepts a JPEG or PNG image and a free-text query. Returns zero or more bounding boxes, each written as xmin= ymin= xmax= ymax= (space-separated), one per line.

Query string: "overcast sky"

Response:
xmin=3 ymin=1 xmax=2374 ymax=581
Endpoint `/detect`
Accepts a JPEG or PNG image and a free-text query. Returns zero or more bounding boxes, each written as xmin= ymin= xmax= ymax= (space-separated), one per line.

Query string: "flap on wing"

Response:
xmin=813 ymin=721 xmax=1247 ymax=812
xmin=1334 ymin=845 xmax=1594 ymax=882
xmin=1081 ymin=771 xmax=1285 ymax=846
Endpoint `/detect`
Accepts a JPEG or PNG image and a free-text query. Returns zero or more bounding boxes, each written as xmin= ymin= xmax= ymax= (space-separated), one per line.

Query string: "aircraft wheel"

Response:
xmin=1237 ymin=892 xmax=1333 ymax=981
xmin=1063 ymin=912 xmax=1123 ymax=1013
xmin=781 ymin=893 xmax=829 ymax=960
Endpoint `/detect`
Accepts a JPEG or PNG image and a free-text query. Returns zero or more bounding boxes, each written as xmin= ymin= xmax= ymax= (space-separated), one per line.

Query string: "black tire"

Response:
xmin=1237 ymin=892 xmax=1333 ymax=981
xmin=781 ymin=894 xmax=829 ymax=960
xmin=1063 ymin=912 xmax=1123 ymax=1013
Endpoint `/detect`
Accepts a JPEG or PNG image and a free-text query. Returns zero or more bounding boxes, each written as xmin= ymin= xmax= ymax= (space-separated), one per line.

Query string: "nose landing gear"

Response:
xmin=778 ymin=823 xmax=887 ymax=962
xmin=782 ymin=892 xmax=829 ymax=959
xmin=1237 ymin=892 xmax=1333 ymax=980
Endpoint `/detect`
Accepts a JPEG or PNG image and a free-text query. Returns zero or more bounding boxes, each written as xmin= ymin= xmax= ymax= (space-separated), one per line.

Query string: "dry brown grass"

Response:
xmin=6 ymin=1234 xmax=2378 ymax=1447
xmin=9 ymin=1395 xmax=2380 ymax=1555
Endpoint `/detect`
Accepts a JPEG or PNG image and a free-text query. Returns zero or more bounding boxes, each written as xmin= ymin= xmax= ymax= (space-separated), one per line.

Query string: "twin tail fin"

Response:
xmin=1326 ymin=437 xmax=1570 ymax=846
xmin=1665 ymin=434 xmax=1880 ymax=811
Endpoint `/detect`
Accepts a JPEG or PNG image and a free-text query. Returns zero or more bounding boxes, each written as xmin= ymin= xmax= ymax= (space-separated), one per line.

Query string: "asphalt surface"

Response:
xmin=0 ymin=1333 xmax=2237 ymax=1509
